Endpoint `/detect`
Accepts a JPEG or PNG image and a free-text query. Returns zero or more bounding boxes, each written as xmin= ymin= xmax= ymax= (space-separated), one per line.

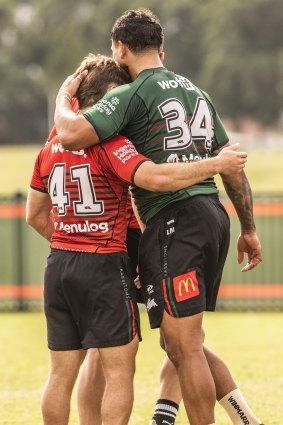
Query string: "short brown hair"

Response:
xmin=75 ymin=54 xmax=131 ymax=109
xmin=111 ymin=8 xmax=164 ymax=53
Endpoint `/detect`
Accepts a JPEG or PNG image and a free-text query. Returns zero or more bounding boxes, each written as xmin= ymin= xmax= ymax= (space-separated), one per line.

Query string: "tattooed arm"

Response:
xmin=222 ymin=171 xmax=256 ymax=233
xmin=214 ymin=143 xmax=262 ymax=272
xmin=221 ymin=170 xmax=262 ymax=272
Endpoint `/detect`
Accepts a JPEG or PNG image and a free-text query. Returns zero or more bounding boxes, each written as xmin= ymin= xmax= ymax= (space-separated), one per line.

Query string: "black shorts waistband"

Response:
xmin=147 ymin=194 xmax=220 ymax=226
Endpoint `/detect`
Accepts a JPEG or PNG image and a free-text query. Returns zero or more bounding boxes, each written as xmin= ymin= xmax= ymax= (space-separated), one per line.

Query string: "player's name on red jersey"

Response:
xmin=30 ymin=135 xmax=147 ymax=253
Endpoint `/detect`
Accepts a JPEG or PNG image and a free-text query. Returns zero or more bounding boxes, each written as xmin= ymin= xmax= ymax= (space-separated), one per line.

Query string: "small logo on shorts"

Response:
xmin=146 ymin=298 xmax=158 ymax=311
xmin=146 ymin=284 xmax=154 ymax=295
xmin=166 ymin=219 xmax=175 ymax=235
xmin=173 ymin=270 xmax=199 ymax=302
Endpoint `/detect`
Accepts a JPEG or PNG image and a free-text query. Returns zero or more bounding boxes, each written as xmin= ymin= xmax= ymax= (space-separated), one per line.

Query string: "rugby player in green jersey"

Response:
xmin=54 ymin=8 xmax=263 ymax=425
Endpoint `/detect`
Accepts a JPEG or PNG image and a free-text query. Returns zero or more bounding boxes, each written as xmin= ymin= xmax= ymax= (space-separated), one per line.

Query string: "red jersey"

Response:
xmin=30 ymin=135 xmax=148 ymax=253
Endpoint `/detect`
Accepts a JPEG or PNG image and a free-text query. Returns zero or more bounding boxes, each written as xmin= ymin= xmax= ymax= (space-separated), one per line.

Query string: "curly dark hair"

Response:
xmin=75 ymin=54 xmax=131 ymax=109
xmin=111 ymin=8 xmax=164 ymax=53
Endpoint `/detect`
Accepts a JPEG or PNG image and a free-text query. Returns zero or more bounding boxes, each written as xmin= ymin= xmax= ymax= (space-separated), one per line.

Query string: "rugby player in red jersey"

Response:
xmin=27 ymin=53 xmax=248 ymax=425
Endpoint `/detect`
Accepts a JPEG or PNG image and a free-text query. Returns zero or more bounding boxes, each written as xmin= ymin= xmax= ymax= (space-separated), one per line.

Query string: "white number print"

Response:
xmin=71 ymin=165 xmax=103 ymax=216
xmin=48 ymin=164 xmax=104 ymax=217
xmin=190 ymin=97 xmax=214 ymax=150
xmin=158 ymin=97 xmax=214 ymax=151
xmin=158 ymin=98 xmax=192 ymax=150
xmin=49 ymin=164 xmax=70 ymax=216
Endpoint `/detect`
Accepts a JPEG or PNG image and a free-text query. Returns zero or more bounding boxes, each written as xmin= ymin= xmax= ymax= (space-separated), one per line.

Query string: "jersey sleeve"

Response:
xmin=99 ymin=136 xmax=150 ymax=184
xmin=83 ymin=84 xmax=138 ymax=142
xmin=200 ymin=90 xmax=229 ymax=151
xmin=30 ymin=151 xmax=47 ymax=193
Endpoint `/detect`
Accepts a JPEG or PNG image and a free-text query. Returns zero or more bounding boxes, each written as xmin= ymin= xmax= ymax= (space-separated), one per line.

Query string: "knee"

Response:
xmin=165 ymin=338 xmax=204 ymax=369
xmin=165 ymin=343 xmax=187 ymax=369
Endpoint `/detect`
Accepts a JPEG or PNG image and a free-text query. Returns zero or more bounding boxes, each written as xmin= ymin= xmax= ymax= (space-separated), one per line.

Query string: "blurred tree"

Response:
xmin=197 ymin=0 xmax=283 ymax=126
xmin=0 ymin=0 xmax=282 ymax=144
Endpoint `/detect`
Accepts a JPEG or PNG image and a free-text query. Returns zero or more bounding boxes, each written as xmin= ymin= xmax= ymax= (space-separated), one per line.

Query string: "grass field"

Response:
xmin=0 ymin=145 xmax=283 ymax=196
xmin=0 ymin=310 xmax=283 ymax=424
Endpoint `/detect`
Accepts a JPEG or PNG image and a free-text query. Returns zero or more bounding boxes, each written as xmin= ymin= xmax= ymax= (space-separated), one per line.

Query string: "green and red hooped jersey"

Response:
xmin=84 ymin=67 xmax=229 ymax=223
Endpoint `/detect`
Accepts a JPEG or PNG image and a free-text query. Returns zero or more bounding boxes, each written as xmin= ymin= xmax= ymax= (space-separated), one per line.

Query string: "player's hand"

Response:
xmin=237 ymin=231 xmax=262 ymax=272
xmin=134 ymin=275 xmax=141 ymax=289
xmin=57 ymin=70 xmax=88 ymax=100
xmin=218 ymin=143 xmax=248 ymax=176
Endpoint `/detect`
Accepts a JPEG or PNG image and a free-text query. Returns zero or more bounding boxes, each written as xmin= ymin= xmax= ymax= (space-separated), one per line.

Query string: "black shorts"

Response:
xmin=138 ymin=195 xmax=230 ymax=328
xmin=126 ymin=227 xmax=144 ymax=304
xmin=44 ymin=249 xmax=141 ymax=350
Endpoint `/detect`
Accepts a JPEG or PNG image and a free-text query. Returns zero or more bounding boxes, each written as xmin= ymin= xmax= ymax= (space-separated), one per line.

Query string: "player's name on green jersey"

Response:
xmin=156 ymin=74 xmax=195 ymax=91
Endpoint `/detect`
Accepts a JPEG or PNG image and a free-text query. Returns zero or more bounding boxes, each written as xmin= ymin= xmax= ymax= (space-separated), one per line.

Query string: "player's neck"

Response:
xmin=128 ymin=53 xmax=164 ymax=80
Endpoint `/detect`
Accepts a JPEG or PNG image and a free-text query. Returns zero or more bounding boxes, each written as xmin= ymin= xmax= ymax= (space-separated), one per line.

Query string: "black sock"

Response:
xmin=152 ymin=399 xmax=179 ymax=425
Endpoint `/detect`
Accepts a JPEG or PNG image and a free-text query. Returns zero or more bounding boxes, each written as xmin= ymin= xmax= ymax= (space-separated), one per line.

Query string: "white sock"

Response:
xmin=219 ymin=388 xmax=261 ymax=425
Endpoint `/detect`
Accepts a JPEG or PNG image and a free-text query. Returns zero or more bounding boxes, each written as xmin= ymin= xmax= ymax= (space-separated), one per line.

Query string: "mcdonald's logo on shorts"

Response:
xmin=173 ymin=270 xmax=199 ymax=302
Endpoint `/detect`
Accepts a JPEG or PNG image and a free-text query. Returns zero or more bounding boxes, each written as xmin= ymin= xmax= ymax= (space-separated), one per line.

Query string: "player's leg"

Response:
xmin=161 ymin=311 xmax=216 ymax=425
xmin=157 ymin=352 xmax=182 ymax=403
xmin=149 ymin=354 xmax=181 ymax=425
xmin=139 ymin=196 xmax=228 ymax=425
xmin=77 ymin=348 xmax=105 ymax=425
xmin=149 ymin=331 xmax=181 ymax=425
xmin=43 ymin=249 xmax=87 ymax=425
xmin=150 ymin=343 xmax=263 ymax=425
xmin=41 ymin=349 xmax=86 ymax=425
xmin=148 ymin=192 xmax=263 ymax=425
xmin=98 ymin=335 xmax=139 ymax=425
xmin=205 ymin=346 xmax=263 ymax=425
xmin=77 ymin=251 xmax=141 ymax=425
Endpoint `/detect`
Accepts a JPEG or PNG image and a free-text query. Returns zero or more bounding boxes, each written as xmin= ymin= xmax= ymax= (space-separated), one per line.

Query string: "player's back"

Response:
xmin=31 ymin=136 xmax=129 ymax=253
xmin=124 ymin=68 xmax=229 ymax=222
xmin=127 ymin=68 xmax=217 ymax=161
xmin=84 ymin=67 xmax=229 ymax=223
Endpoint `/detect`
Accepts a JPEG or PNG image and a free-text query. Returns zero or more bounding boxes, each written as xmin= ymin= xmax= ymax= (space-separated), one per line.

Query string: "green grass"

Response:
xmin=0 ymin=311 xmax=282 ymax=424
xmin=214 ymin=149 xmax=283 ymax=195
xmin=0 ymin=145 xmax=283 ymax=196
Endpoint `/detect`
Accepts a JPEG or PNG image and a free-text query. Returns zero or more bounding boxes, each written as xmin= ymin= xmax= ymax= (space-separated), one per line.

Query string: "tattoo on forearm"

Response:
xmin=223 ymin=172 xmax=256 ymax=232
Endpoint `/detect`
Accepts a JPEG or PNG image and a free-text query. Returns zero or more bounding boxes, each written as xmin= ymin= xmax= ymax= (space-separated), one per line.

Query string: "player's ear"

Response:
xmin=106 ymin=84 xmax=118 ymax=93
xmin=118 ymin=41 xmax=128 ymax=59
xmin=159 ymin=51 xmax=165 ymax=62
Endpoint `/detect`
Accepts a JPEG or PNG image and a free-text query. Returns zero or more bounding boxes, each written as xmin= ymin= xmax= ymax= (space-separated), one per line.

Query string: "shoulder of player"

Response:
xmin=100 ymin=135 xmax=134 ymax=152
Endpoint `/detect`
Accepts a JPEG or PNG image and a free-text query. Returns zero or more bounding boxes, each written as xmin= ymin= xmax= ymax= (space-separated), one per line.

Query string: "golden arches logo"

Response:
xmin=178 ymin=277 xmax=196 ymax=296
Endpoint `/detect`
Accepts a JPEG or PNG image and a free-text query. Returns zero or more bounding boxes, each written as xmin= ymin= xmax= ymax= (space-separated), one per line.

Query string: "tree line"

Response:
xmin=1 ymin=0 xmax=282 ymax=144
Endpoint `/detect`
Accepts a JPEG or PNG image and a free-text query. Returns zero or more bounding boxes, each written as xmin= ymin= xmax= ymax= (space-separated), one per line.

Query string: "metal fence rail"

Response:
xmin=0 ymin=193 xmax=282 ymax=311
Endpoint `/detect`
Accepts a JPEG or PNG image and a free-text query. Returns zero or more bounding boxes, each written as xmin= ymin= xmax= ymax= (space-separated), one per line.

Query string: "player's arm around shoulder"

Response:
xmin=55 ymin=105 xmax=99 ymax=151
xmin=54 ymin=72 xmax=100 ymax=151
xmin=133 ymin=143 xmax=247 ymax=192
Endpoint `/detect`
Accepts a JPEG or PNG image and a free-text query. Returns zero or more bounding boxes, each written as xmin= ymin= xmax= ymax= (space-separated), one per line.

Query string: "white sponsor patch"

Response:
xmin=54 ymin=220 xmax=108 ymax=234
xmin=51 ymin=143 xmax=85 ymax=157
xmin=94 ymin=96 xmax=120 ymax=115
xmin=157 ymin=75 xmax=194 ymax=91
xmin=113 ymin=140 xmax=138 ymax=164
